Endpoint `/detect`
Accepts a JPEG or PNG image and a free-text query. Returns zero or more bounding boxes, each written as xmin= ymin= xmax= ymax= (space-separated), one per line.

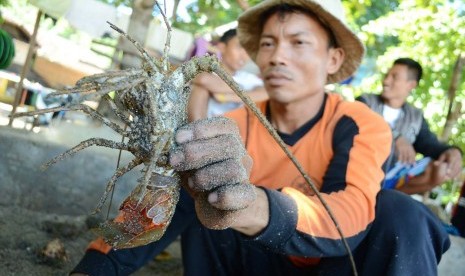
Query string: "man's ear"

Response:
xmin=408 ymin=80 xmax=418 ymax=90
xmin=327 ymin=47 xmax=345 ymax=75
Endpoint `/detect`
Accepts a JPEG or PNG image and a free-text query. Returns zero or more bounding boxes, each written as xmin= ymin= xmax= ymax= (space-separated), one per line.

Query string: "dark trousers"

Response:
xmin=73 ymin=189 xmax=450 ymax=276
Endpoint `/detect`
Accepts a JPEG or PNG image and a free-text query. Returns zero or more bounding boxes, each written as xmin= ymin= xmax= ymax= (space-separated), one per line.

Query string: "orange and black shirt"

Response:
xmin=226 ymin=93 xmax=391 ymax=266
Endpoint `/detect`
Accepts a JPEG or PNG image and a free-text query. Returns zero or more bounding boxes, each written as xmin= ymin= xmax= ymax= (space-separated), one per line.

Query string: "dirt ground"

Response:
xmin=0 ymin=116 xmax=182 ymax=275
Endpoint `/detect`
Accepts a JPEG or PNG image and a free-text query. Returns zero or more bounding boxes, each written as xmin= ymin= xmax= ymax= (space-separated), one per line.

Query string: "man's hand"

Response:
xmin=169 ymin=117 xmax=267 ymax=234
xmin=399 ymin=161 xmax=448 ymax=194
xmin=395 ymin=136 xmax=416 ymax=164
xmin=437 ymin=148 xmax=462 ymax=179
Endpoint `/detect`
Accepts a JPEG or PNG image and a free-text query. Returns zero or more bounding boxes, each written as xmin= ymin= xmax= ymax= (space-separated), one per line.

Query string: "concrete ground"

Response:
xmin=0 ymin=103 xmax=464 ymax=275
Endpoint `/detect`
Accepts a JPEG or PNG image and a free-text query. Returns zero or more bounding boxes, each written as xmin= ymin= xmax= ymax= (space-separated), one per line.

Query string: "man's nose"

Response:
xmin=383 ymin=75 xmax=391 ymax=85
xmin=269 ymin=44 xmax=287 ymax=66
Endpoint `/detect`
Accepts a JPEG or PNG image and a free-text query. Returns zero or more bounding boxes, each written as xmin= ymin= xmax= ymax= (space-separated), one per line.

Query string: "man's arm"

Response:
xmin=187 ymin=83 xmax=210 ymax=122
xmin=397 ymin=161 xmax=448 ymax=195
xmin=194 ymin=72 xmax=267 ymax=102
xmin=274 ymin=111 xmax=391 ymax=256
xmin=394 ymin=136 xmax=417 ymax=164
xmin=413 ymin=117 xmax=451 ymax=158
xmin=403 ymin=117 xmax=463 ymax=194
xmin=188 ymin=72 xmax=233 ymax=122
xmin=212 ymin=86 xmax=268 ymax=103
xmin=188 ymin=72 xmax=267 ymax=121
xmin=192 ymin=72 xmax=237 ymax=95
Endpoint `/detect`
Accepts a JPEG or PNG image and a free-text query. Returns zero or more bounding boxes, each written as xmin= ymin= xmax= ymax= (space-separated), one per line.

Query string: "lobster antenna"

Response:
xmin=155 ymin=0 xmax=171 ymax=72
xmin=107 ymin=21 xmax=162 ymax=71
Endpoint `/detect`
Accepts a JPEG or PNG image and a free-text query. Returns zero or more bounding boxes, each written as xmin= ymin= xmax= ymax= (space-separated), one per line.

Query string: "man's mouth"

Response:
xmin=264 ymin=69 xmax=292 ymax=86
xmin=267 ymin=75 xmax=288 ymax=84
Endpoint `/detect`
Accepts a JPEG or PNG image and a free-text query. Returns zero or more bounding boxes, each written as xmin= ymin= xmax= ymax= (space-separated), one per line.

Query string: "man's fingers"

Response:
xmin=448 ymin=161 xmax=462 ymax=179
xmin=437 ymin=153 xmax=446 ymax=163
xmin=431 ymin=162 xmax=448 ymax=185
xmin=191 ymin=158 xmax=249 ymax=191
xmin=175 ymin=117 xmax=239 ymax=144
xmin=399 ymin=149 xmax=415 ymax=164
xmin=170 ymin=134 xmax=245 ymax=171
xmin=208 ymin=183 xmax=256 ymax=211
xmin=406 ymin=147 xmax=416 ymax=164
xmin=170 ymin=117 xmax=257 ymax=231
xmin=192 ymin=184 xmax=257 ymax=230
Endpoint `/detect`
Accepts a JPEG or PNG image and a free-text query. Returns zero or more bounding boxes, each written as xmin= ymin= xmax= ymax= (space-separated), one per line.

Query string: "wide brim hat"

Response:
xmin=237 ymin=0 xmax=365 ymax=84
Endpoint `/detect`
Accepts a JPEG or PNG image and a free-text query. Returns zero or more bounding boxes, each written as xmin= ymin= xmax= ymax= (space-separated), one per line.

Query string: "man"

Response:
xmin=357 ymin=58 xmax=462 ymax=195
xmin=72 ymin=1 xmax=450 ymax=275
xmin=188 ymin=28 xmax=267 ymax=121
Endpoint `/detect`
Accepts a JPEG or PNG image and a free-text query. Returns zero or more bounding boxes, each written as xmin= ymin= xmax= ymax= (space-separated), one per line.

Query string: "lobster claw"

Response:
xmin=93 ymin=173 xmax=180 ymax=249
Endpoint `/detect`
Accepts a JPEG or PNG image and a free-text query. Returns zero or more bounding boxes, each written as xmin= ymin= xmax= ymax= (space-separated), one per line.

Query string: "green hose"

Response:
xmin=0 ymin=28 xmax=15 ymax=69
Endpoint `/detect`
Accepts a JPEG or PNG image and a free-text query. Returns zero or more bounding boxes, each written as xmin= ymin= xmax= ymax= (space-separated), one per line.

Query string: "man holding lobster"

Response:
xmin=72 ymin=0 xmax=450 ymax=275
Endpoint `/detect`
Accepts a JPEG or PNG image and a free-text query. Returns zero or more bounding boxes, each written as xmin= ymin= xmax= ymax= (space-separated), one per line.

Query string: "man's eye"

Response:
xmin=260 ymin=41 xmax=272 ymax=47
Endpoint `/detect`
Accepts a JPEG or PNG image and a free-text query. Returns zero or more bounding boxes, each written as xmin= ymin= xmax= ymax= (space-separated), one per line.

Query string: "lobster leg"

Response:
xmin=13 ymin=104 xmax=128 ymax=136
xmin=51 ymin=77 xmax=147 ymax=97
xmin=93 ymin=157 xmax=143 ymax=214
xmin=75 ymin=68 xmax=145 ymax=86
xmin=101 ymin=94 xmax=132 ymax=126
xmin=42 ymin=138 xmax=130 ymax=169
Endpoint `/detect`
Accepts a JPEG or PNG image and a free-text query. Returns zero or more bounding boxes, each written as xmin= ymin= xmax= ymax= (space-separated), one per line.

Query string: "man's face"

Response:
xmin=219 ymin=36 xmax=250 ymax=73
xmin=255 ymin=12 xmax=343 ymax=104
xmin=381 ymin=64 xmax=417 ymax=103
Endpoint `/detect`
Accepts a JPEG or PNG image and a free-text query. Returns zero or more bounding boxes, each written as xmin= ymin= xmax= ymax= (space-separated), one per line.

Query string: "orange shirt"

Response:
xmin=227 ymin=93 xmax=391 ymax=263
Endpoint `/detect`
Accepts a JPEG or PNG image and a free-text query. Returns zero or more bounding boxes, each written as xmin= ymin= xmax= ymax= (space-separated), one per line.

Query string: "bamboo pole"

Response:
xmin=8 ymin=9 xmax=43 ymax=126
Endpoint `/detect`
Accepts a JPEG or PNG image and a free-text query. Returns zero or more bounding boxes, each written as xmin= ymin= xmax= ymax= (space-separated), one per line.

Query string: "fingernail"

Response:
xmin=169 ymin=150 xmax=184 ymax=166
xmin=176 ymin=129 xmax=193 ymax=143
xmin=208 ymin=192 xmax=218 ymax=203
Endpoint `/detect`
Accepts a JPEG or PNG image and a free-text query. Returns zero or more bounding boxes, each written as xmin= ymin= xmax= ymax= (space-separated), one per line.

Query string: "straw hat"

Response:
xmin=237 ymin=0 xmax=365 ymax=84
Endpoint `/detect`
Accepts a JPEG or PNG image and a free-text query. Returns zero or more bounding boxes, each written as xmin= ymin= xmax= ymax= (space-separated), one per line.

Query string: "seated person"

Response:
xmin=357 ymin=58 xmax=462 ymax=195
xmin=187 ymin=28 xmax=267 ymax=122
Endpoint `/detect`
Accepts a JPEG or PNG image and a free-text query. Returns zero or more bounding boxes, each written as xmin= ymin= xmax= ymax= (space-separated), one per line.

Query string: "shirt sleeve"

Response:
xmin=355 ymin=94 xmax=367 ymax=104
xmin=413 ymin=117 xmax=451 ymax=159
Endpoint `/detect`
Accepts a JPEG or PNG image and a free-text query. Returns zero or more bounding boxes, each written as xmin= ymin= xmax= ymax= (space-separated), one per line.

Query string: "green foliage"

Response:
xmin=173 ymin=0 xmax=262 ymax=35
xmin=95 ymin=0 xmax=132 ymax=7
xmin=172 ymin=0 xmax=241 ymax=34
xmin=343 ymin=0 xmax=400 ymax=57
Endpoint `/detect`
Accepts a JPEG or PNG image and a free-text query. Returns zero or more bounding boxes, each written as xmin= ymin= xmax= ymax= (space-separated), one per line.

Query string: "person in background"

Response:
xmin=71 ymin=1 xmax=450 ymax=275
xmin=187 ymin=28 xmax=267 ymax=122
xmin=357 ymin=58 xmax=462 ymax=195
